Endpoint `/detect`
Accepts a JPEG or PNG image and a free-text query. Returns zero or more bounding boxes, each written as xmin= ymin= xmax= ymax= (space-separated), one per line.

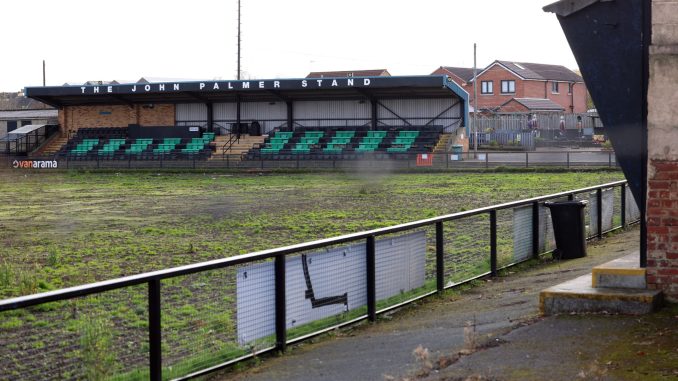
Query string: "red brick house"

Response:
xmin=432 ymin=60 xmax=587 ymax=113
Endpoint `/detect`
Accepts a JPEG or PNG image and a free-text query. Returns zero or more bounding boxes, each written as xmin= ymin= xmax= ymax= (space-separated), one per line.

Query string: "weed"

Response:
xmin=46 ymin=248 xmax=61 ymax=268
xmin=78 ymin=314 xmax=118 ymax=381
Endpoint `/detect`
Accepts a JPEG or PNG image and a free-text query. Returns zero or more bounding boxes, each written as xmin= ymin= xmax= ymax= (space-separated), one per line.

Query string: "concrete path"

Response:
xmin=219 ymin=228 xmax=642 ymax=381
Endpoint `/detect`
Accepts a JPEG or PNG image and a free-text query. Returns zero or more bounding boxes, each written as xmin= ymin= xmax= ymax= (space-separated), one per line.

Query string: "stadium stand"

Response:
xmin=245 ymin=126 xmax=443 ymax=160
xmin=56 ymin=128 xmax=216 ymax=160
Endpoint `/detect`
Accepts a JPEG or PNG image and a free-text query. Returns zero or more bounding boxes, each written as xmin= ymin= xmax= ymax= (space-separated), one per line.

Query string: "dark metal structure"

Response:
xmin=544 ymin=0 xmax=651 ymax=266
xmin=24 ymin=75 xmax=469 ymax=135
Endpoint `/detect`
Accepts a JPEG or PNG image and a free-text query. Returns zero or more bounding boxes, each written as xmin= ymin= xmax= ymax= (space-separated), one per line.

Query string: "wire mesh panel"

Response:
xmin=612 ymin=185 xmax=623 ymax=229
xmin=375 ymin=230 xmax=432 ymax=311
xmin=494 ymin=208 xmax=514 ymax=268
xmin=161 ymin=267 xmax=243 ymax=380
xmin=0 ymin=285 xmax=149 ymax=381
xmin=539 ymin=204 xmax=557 ymax=254
xmin=625 ymin=184 xmax=641 ymax=223
xmin=575 ymin=192 xmax=594 ymax=238
xmin=285 ymin=245 xmax=366 ymax=341
xmin=589 ymin=188 xmax=615 ymax=234
xmin=443 ymin=214 xmax=490 ymax=286
xmin=512 ymin=205 xmax=534 ymax=263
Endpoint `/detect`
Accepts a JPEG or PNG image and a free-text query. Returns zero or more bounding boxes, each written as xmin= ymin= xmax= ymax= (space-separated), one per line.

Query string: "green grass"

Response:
xmin=0 ymin=170 xmax=626 ymax=379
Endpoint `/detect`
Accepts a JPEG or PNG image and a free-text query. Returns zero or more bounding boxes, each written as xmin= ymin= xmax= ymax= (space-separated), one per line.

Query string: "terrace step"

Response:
xmin=540 ymin=252 xmax=662 ymax=316
xmin=211 ymin=134 xmax=266 ymax=161
xmin=31 ymin=133 xmax=68 ymax=157
xmin=540 ymin=273 xmax=662 ymax=316
xmin=433 ymin=133 xmax=451 ymax=154
xmin=592 ymin=253 xmax=646 ymax=289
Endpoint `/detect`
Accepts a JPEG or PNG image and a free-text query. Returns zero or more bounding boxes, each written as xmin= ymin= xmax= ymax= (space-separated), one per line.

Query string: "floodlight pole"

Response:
xmin=473 ymin=43 xmax=478 ymax=158
xmin=237 ymin=0 xmax=241 ymax=80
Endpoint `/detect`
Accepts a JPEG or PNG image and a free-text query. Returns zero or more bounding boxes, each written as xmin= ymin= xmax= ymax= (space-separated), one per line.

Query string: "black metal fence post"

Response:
xmin=485 ymin=152 xmax=489 ymax=168
xmin=621 ymin=184 xmax=627 ymax=228
xmin=490 ymin=211 xmax=497 ymax=277
xmin=597 ymin=188 xmax=603 ymax=239
xmin=366 ymin=235 xmax=376 ymax=322
xmin=568 ymin=193 xmax=574 ymax=201
xmin=435 ymin=222 xmax=444 ymax=292
xmin=566 ymin=152 xmax=570 ymax=169
xmin=525 ymin=152 xmax=529 ymax=168
xmin=532 ymin=201 xmax=540 ymax=259
xmin=275 ymin=255 xmax=286 ymax=352
xmin=148 ymin=279 xmax=162 ymax=381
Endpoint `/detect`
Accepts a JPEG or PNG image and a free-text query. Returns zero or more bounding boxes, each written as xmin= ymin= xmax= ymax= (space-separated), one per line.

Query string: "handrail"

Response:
xmin=0 ymin=179 xmax=627 ymax=312
xmin=220 ymin=132 xmax=240 ymax=157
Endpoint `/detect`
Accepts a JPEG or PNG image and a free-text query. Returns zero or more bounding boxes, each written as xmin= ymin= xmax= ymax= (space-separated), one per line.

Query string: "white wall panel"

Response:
xmin=377 ymin=98 xmax=461 ymax=130
xmin=175 ymin=103 xmax=207 ymax=122
xmin=294 ymin=100 xmax=370 ymax=128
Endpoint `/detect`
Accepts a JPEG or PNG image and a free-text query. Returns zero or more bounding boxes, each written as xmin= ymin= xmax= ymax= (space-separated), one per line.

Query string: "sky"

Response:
xmin=1 ymin=0 xmax=574 ymax=92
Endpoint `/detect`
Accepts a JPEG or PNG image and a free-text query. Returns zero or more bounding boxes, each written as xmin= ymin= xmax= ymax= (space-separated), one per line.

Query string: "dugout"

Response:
xmin=23 ymin=75 xmax=468 ymax=138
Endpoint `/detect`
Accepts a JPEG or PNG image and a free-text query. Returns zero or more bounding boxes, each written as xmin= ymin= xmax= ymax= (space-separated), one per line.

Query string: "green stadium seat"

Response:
xmin=334 ymin=131 xmax=355 ymax=138
xmin=366 ymin=131 xmax=387 ymax=138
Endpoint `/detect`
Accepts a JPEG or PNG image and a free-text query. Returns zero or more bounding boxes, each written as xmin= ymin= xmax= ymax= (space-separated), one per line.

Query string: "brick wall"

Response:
xmin=647 ymin=0 xmax=678 ymax=301
xmin=474 ymin=65 xmax=523 ymax=110
xmin=58 ymin=104 xmax=176 ymax=133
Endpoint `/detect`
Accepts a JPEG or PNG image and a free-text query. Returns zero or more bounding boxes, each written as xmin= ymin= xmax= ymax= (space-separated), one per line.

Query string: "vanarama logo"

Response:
xmin=12 ymin=160 xmax=59 ymax=169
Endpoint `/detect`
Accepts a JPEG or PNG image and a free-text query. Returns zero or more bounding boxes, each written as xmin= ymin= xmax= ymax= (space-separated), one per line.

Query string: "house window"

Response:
xmin=552 ymin=81 xmax=559 ymax=93
xmin=568 ymin=83 xmax=573 ymax=94
xmin=501 ymin=80 xmax=515 ymax=94
xmin=481 ymin=81 xmax=493 ymax=94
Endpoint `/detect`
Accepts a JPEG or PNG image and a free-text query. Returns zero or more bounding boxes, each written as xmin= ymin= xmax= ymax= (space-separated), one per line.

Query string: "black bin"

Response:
xmin=249 ymin=121 xmax=262 ymax=136
xmin=544 ymin=200 xmax=588 ymax=259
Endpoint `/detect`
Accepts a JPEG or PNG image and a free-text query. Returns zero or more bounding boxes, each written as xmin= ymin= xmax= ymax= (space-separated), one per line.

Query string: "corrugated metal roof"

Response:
xmin=8 ymin=124 xmax=46 ymax=134
xmin=0 ymin=109 xmax=58 ymax=120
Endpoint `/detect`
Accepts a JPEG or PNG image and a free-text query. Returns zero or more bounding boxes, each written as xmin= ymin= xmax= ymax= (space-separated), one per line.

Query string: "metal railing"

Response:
xmin=0 ymin=180 xmax=638 ymax=381
xmin=220 ymin=132 xmax=240 ymax=157
xmin=4 ymin=150 xmax=619 ymax=171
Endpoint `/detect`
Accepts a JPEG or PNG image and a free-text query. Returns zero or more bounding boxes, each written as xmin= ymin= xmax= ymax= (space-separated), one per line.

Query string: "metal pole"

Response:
xmin=621 ymin=184 xmax=627 ymax=229
xmin=473 ymin=43 xmax=478 ymax=158
xmin=366 ymin=236 xmax=376 ymax=322
xmin=532 ymin=201 xmax=540 ymax=259
xmin=490 ymin=211 xmax=497 ymax=277
xmin=237 ymin=0 xmax=241 ymax=80
xmin=567 ymin=151 xmax=570 ymax=168
xmin=148 ymin=279 xmax=162 ymax=381
xmin=596 ymin=189 xmax=603 ymax=239
xmin=525 ymin=152 xmax=529 ymax=168
xmin=274 ymin=255 xmax=286 ymax=352
xmin=436 ymin=222 xmax=444 ymax=292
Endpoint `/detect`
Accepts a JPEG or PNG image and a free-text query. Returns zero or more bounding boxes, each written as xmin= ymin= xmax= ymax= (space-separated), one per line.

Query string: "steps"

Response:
xmin=31 ymin=133 xmax=68 ymax=157
xmin=210 ymin=134 xmax=266 ymax=161
xmin=432 ymin=133 xmax=451 ymax=154
xmin=540 ymin=253 xmax=662 ymax=315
